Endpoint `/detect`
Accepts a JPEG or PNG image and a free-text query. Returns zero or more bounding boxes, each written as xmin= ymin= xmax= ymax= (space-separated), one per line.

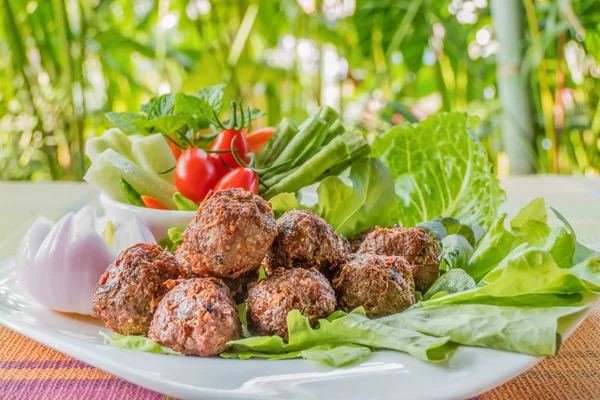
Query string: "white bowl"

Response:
xmin=100 ymin=193 xmax=196 ymax=240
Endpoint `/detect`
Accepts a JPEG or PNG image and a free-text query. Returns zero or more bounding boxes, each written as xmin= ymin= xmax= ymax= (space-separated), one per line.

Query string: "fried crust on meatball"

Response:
xmin=246 ymin=268 xmax=336 ymax=341
xmin=333 ymin=254 xmax=415 ymax=318
xmin=149 ymin=278 xmax=241 ymax=357
xmin=176 ymin=188 xmax=277 ymax=279
xmin=92 ymin=243 xmax=180 ymax=335
xmin=177 ymin=260 xmax=257 ymax=304
xmin=264 ymin=210 xmax=348 ymax=274
xmin=348 ymin=228 xmax=376 ymax=253
xmin=358 ymin=227 xmax=440 ymax=293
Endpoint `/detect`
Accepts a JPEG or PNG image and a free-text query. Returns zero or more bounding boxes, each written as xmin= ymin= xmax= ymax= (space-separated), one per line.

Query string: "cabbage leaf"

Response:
xmin=373 ymin=112 xmax=505 ymax=229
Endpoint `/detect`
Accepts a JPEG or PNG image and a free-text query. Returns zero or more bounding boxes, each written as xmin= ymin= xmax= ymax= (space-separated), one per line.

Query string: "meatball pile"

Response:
xmin=246 ymin=268 xmax=336 ymax=340
xmin=358 ymin=227 xmax=440 ymax=293
xmin=176 ymin=188 xmax=277 ymax=279
xmin=332 ymin=254 xmax=414 ymax=318
xmin=93 ymin=187 xmax=440 ymax=356
xmin=264 ymin=210 xmax=348 ymax=274
xmin=149 ymin=278 xmax=241 ymax=356
xmin=94 ymin=188 xmax=279 ymax=356
xmin=92 ymin=243 xmax=180 ymax=335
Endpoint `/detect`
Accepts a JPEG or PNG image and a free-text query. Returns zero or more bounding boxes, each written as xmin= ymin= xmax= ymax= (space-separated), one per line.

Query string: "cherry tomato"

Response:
xmin=209 ymin=129 xmax=249 ymax=170
xmin=141 ymin=195 xmax=169 ymax=210
xmin=174 ymin=148 xmax=218 ymax=202
xmin=166 ymin=135 xmax=182 ymax=159
xmin=208 ymin=153 xmax=230 ymax=180
xmin=214 ymin=167 xmax=259 ymax=194
xmin=246 ymin=127 xmax=276 ymax=155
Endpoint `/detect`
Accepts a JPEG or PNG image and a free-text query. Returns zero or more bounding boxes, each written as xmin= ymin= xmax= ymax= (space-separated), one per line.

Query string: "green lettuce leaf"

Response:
xmin=550 ymin=207 xmax=600 ymax=265
xmin=439 ymin=234 xmax=474 ymax=271
xmin=99 ymin=332 xmax=180 ymax=355
xmin=510 ymin=197 xmax=547 ymax=230
xmin=222 ymin=344 xmax=372 ymax=367
xmin=423 ymin=269 xmax=476 ymax=300
xmin=226 ymin=308 xmax=457 ymax=364
xmin=465 ymin=199 xmax=586 ymax=282
xmin=381 ymin=304 xmax=585 ymax=356
xmin=373 ymin=112 xmax=505 ymax=229
xmin=270 ymin=158 xmax=397 ymax=237
xmin=464 ymin=214 xmax=520 ymax=282
xmin=422 ymin=247 xmax=600 ymax=308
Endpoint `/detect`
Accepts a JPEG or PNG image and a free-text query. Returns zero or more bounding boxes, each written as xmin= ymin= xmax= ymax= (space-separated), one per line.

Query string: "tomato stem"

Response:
xmin=159 ymin=165 xmax=176 ymax=174
xmin=175 ymin=128 xmax=195 ymax=148
xmin=163 ymin=134 xmax=185 ymax=149
xmin=231 ymin=136 xmax=291 ymax=174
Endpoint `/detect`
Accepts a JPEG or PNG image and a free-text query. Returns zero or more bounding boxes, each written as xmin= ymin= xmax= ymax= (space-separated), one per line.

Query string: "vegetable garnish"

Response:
xmin=373 ymin=112 xmax=505 ymax=230
xmin=16 ymin=207 xmax=155 ymax=315
xmin=173 ymin=192 xmax=198 ymax=211
xmin=223 ymin=308 xmax=456 ymax=364
xmin=246 ymin=127 xmax=276 ymax=154
xmin=157 ymin=227 xmax=184 ymax=252
xmin=141 ymin=195 xmax=170 ymax=210
xmin=106 ymin=85 xmax=226 ymax=135
xmin=100 ymin=332 xmax=180 ymax=355
xmin=174 ymin=148 xmax=219 ymax=203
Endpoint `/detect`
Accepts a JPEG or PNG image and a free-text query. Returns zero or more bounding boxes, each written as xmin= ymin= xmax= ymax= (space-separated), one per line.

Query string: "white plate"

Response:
xmin=0 ymin=258 xmax=596 ymax=400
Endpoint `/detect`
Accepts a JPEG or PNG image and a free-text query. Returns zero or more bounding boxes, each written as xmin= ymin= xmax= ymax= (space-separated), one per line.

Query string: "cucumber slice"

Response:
xmin=84 ymin=157 xmax=128 ymax=203
xmin=85 ymin=128 xmax=133 ymax=162
xmin=130 ymin=134 xmax=176 ymax=183
xmin=85 ymin=149 xmax=177 ymax=209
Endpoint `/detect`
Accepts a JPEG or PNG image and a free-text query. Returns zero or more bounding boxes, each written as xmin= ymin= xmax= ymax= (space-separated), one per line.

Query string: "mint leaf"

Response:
xmin=105 ymin=112 xmax=147 ymax=133
xmin=196 ymin=84 xmax=226 ymax=113
xmin=144 ymin=94 xmax=176 ymax=119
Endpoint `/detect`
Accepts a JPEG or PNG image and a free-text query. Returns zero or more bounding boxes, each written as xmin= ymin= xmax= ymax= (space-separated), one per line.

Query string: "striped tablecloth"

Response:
xmin=1 ymin=178 xmax=599 ymax=399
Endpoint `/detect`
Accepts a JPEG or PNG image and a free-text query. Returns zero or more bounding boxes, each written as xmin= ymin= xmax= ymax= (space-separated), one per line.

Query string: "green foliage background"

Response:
xmin=1 ymin=0 xmax=599 ymax=180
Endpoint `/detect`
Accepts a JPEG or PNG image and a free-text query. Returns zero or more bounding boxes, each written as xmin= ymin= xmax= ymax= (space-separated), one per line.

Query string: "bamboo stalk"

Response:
xmin=490 ymin=0 xmax=536 ymax=174
xmin=384 ymin=0 xmax=424 ymax=63
xmin=523 ymin=0 xmax=556 ymax=173
xmin=53 ymin=0 xmax=85 ymax=179
xmin=2 ymin=0 xmax=60 ymax=179
xmin=554 ymin=31 xmax=566 ymax=172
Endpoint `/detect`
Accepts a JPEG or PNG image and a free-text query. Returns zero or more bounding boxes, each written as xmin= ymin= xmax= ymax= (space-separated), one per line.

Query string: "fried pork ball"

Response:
xmin=175 ymin=188 xmax=277 ymax=279
xmin=149 ymin=278 xmax=241 ymax=357
xmin=219 ymin=270 xmax=258 ymax=304
xmin=177 ymin=255 xmax=257 ymax=304
xmin=246 ymin=268 xmax=336 ymax=341
xmin=348 ymin=228 xmax=376 ymax=253
xmin=264 ymin=210 xmax=348 ymax=274
xmin=332 ymin=254 xmax=415 ymax=318
xmin=92 ymin=243 xmax=180 ymax=335
xmin=358 ymin=227 xmax=440 ymax=293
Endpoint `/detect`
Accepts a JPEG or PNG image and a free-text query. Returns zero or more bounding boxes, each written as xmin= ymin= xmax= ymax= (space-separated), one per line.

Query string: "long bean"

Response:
xmin=270 ymin=116 xmax=327 ymax=170
xmin=263 ymin=165 xmax=300 ymax=188
xmin=323 ymin=119 xmax=345 ymax=145
xmin=262 ymin=136 xmax=350 ymax=199
xmin=317 ymin=106 xmax=339 ymax=126
xmin=321 ymin=134 xmax=371 ymax=178
xmin=256 ymin=118 xmax=298 ymax=168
